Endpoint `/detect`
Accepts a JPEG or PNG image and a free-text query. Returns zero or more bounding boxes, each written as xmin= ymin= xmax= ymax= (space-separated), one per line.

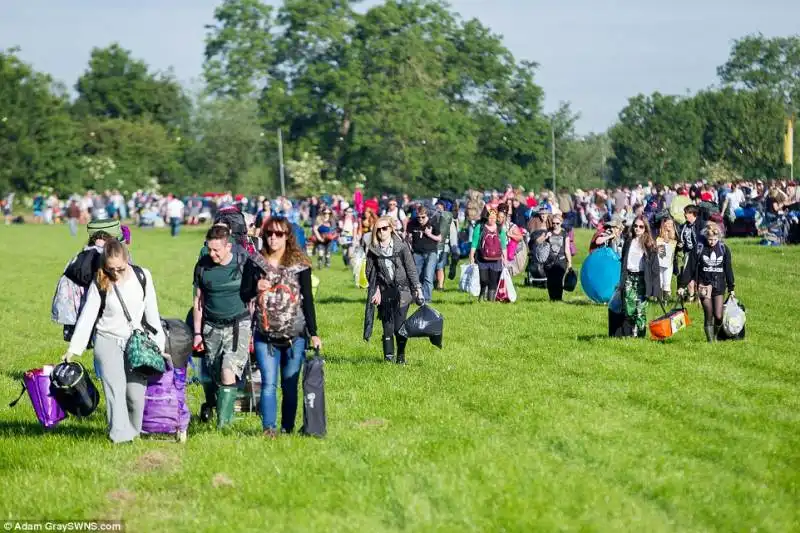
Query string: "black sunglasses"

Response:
xmin=376 ymin=226 xmax=391 ymax=232
xmin=265 ymin=230 xmax=287 ymax=238
xmin=104 ymin=266 xmax=127 ymax=274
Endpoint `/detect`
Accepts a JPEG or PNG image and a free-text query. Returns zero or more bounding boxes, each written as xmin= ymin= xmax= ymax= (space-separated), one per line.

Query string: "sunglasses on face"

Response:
xmin=105 ymin=266 xmax=127 ymax=274
xmin=376 ymin=226 xmax=390 ymax=232
xmin=265 ymin=230 xmax=287 ymax=238
xmin=634 ymin=224 xmax=645 ymax=229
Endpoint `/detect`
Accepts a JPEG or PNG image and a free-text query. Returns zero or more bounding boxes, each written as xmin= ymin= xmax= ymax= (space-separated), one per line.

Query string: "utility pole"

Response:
xmin=277 ymin=128 xmax=286 ymax=197
xmin=551 ymin=122 xmax=556 ymax=192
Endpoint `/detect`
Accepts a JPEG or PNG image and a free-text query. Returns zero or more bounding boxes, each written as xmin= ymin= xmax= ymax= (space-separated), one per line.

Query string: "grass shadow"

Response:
xmin=326 ymin=354 xmax=394 ymax=366
xmin=316 ymin=296 xmax=366 ymax=304
xmin=576 ymin=335 xmax=614 ymax=342
xmin=0 ymin=419 xmax=101 ymax=439
xmin=564 ymin=298 xmax=604 ymax=307
xmin=3 ymin=370 xmax=27 ymax=382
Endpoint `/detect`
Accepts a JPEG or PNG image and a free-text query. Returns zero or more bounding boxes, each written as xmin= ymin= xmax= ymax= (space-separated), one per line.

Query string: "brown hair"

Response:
xmin=416 ymin=206 xmax=429 ymax=217
xmin=631 ymin=216 xmax=657 ymax=252
xmin=260 ymin=216 xmax=309 ymax=268
xmin=88 ymin=230 xmax=113 ymax=246
xmin=96 ymin=239 xmax=129 ymax=293
xmin=206 ymin=225 xmax=231 ymax=242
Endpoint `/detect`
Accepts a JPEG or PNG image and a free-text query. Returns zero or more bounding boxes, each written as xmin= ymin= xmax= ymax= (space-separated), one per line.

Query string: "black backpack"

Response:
xmin=214 ymin=206 xmax=248 ymax=241
xmin=50 ymin=362 xmax=100 ymax=417
xmin=300 ymin=350 xmax=327 ymax=438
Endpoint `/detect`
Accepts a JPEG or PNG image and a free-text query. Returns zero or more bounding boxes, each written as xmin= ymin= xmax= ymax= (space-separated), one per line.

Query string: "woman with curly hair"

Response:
xmin=241 ymin=216 xmax=322 ymax=438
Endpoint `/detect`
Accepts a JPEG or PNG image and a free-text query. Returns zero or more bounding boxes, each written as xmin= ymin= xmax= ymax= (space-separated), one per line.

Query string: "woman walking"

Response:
xmin=312 ymin=208 xmax=336 ymax=269
xmin=63 ymin=240 xmax=165 ymax=443
xmin=468 ymin=208 xmax=507 ymax=301
xmin=538 ymin=212 xmax=572 ymax=301
xmin=242 ymin=216 xmax=322 ymax=438
xmin=364 ymin=216 xmax=424 ymax=364
xmin=656 ymin=217 xmax=677 ymax=301
xmin=618 ymin=216 xmax=661 ymax=337
xmin=681 ymin=221 xmax=735 ymax=342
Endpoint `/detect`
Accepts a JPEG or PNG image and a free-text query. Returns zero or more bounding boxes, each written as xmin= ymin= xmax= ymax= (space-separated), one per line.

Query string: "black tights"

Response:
xmin=545 ymin=264 xmax=566 ymax=301
xmin=479 ymin=267 xmax=501 ymax=293
xmin=380 ymin=303 xmax=409 ymax=357
xmin=701 ymin=294 xmax=724 ymax=327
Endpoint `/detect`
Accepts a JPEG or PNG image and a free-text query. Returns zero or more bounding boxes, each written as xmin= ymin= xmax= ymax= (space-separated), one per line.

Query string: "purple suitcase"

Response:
xmin=9 ymin=367 xmax=67 ymax=429
xmin=141 ymin=366 xmax=190 ymax=438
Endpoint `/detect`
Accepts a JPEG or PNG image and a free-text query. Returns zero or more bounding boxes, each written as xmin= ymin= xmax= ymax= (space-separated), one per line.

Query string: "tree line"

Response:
xmin=1 ymin=0 xmax=797 ymax=197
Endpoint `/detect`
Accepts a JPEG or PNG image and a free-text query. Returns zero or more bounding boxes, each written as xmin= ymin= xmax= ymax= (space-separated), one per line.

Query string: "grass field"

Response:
xmin=0 ymin=224 xmax=798 ymax=532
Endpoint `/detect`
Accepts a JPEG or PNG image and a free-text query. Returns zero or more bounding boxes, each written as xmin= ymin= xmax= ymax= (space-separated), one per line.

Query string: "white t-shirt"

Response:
xmin=626 ymin=238 xmax=645 ymax=273
xmin=385 ymin=208 xmax=406 ymax=231
xmin=727 ymin=189 xmax=745 ymax=214
xmin=68 ymin=267 xmax=165 ymax=355
xmin=167 ymin=198 xmax=184 ymax=219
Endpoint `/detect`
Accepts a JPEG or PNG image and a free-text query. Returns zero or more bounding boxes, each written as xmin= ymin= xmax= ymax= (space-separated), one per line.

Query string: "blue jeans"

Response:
xmin=253 ymin=332 xmax=306 ymax=432
xmin=414 ymin=251 xmax=437 ymax=302
xmin=170 ymin=217 xmax=181 ymax=237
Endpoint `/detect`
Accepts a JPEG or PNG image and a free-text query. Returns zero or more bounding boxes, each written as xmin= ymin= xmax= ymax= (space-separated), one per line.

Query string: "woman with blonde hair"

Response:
xmin=681 ymin=221 xmax=735 ymax=342
xmin=364 ymin=215 xmax=423 ymax=364
xmin=656 ymin=217 xmax=678 ymax=301
xmin=62 ymin=239 xmax=166 ymax=443
xmin=617 ymin=216 xmax=661 ymax=337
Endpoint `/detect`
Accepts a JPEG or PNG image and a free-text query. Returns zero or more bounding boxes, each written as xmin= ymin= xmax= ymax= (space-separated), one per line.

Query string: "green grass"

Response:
xmin=1 ymin=224 xmax=798 ymax=532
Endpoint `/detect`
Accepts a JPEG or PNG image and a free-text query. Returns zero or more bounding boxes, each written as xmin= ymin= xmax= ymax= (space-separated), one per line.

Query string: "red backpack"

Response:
xmin=479 ymin=227 xmax=502 ymax=261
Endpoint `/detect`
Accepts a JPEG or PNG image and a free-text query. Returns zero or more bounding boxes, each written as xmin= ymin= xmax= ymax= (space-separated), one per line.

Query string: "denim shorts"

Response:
xmin=435 ymin=250 xmax=449 ymax=270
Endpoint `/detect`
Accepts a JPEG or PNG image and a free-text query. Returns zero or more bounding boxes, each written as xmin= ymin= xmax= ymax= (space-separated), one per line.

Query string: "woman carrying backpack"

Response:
xmin=535 ymin=212 xmax=572 ymax=301
xmin=680 ymin=221 xmax=735 ymax=342
xmin=364 ymin=216 xmax=424 ymax=364
xmin=468 ymin=208 xmax=508 ymax=301
xmin=312 ymin=209 xmax=336 ymax=269
xmin=62 ymin=240 xmax=166 ymax=444
xmin=241 ymin=216 xmax=322 ymax=438
xmin=617 ymin=216 xmax=661 ymax=337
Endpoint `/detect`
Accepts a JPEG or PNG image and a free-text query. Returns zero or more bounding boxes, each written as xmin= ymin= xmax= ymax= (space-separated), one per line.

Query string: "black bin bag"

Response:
xmin=398 ymin=304 xmax=444 ymax=349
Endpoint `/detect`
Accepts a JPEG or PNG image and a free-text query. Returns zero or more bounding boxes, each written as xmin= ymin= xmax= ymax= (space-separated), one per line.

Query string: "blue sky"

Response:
xmin=2 ymin=0 xmax=798 ymax=133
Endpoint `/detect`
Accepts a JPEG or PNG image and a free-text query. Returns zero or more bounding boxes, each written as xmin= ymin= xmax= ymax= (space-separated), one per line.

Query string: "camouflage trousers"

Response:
xmin=202 ymin=318 xmax=252 ymax=383
xmin=624 ymin=273 xmax=648 ymax=337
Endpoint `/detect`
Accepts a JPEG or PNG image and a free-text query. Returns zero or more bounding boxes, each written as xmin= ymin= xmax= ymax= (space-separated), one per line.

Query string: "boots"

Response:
xmin=704 ymin=324 xmax=716 ymax=343
xmin=216 ymin=385 xmax=238 ymax=429
xmin=200 ymin=382 xmax=218 ymax=423
xmin=396 ymin=335 xmax=407 ymax=365
xmin=382 ymin=337 xmax=395 ymax=362
xmin=487 ymin=289 xmax=497 ymax=302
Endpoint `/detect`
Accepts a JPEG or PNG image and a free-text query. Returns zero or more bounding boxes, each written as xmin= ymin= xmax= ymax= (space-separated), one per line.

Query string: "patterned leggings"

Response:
xmin=624 ymin=272 xmax=648 ymax=337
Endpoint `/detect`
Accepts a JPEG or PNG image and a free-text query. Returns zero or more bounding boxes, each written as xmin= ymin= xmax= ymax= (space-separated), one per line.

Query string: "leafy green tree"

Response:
xmin=717 ymin=34 xmax=800 ymax=110
xmin=183 ymin=97 xmax=276 ymax=195
xmin=74 ymin=43 xmax=190 ymax=129
xmin=0 ymin=48 xmax=80 ymax=195
xmin=692 ymin=88 xmax=786 ymax=178
xmin=204 ymin=0 xmax=275 ymax=99
xmin=609 ymin=93 xmax=703 ymax=185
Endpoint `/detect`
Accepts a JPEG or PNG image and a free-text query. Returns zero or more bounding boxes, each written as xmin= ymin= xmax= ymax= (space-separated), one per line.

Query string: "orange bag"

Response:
xmin=649 ymin=301 xmax=690 ymax=340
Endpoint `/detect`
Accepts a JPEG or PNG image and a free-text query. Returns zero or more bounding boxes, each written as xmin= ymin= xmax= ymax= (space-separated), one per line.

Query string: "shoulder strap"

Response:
xmin=132 ymin=265 xmax=147 ymax=296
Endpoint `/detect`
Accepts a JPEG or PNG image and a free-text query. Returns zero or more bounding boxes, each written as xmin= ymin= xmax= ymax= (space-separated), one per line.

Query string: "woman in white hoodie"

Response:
xmin=62 ymin=239 xmax=165 ymax=443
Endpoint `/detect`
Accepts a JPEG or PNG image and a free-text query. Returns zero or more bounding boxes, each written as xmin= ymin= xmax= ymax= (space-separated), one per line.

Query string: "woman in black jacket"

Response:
xmin=681 ymin=221 xmax=735 ymax=342
xmin=241 ymin=216 xmax=322 ymax=438
xmin=363 ymin=215 xmax=424 ymax=364
xmin=618 ymin=216 xmax=662 ymax=337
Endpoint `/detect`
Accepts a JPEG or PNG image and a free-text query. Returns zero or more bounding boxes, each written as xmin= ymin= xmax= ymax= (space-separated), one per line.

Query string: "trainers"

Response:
xmin=263 ymin=428 xmax=277 ymax=440
xmin=384 ymin=354 xmax=394 ymax=363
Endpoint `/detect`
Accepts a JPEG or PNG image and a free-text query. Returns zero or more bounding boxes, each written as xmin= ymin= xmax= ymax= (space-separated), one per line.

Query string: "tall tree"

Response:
xmin=609 ymin=93 xmax=703 ymax=185
xmin=717 ymin=34 xmax=800 ymax=110
xmin=0 ymin=48 xmax=79 ymax=194
xmin=692 ymin=88 xmax=786 ymax=178
xmin=204 ymin=0 xmax=275 ymax=99
xmin=74 ymin=43 xmax=190 ymax=129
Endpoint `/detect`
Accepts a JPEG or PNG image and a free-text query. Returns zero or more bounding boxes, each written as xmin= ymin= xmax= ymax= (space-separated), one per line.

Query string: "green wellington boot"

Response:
xmin=216 ymin=385 xmax=238 ymax=429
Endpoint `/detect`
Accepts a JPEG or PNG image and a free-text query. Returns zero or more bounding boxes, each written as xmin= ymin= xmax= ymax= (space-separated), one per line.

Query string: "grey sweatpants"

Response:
xmin=94 ymin=333 xmax=147 ymax=443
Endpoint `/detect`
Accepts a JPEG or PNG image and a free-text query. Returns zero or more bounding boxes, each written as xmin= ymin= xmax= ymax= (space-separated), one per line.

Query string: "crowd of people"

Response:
xmin=37 ymin=175 xmax=772 ymax=442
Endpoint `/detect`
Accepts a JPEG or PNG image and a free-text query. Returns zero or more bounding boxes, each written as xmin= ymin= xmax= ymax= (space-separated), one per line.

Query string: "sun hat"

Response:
xmin=87 ymin=219 xmax=122 ymax=240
